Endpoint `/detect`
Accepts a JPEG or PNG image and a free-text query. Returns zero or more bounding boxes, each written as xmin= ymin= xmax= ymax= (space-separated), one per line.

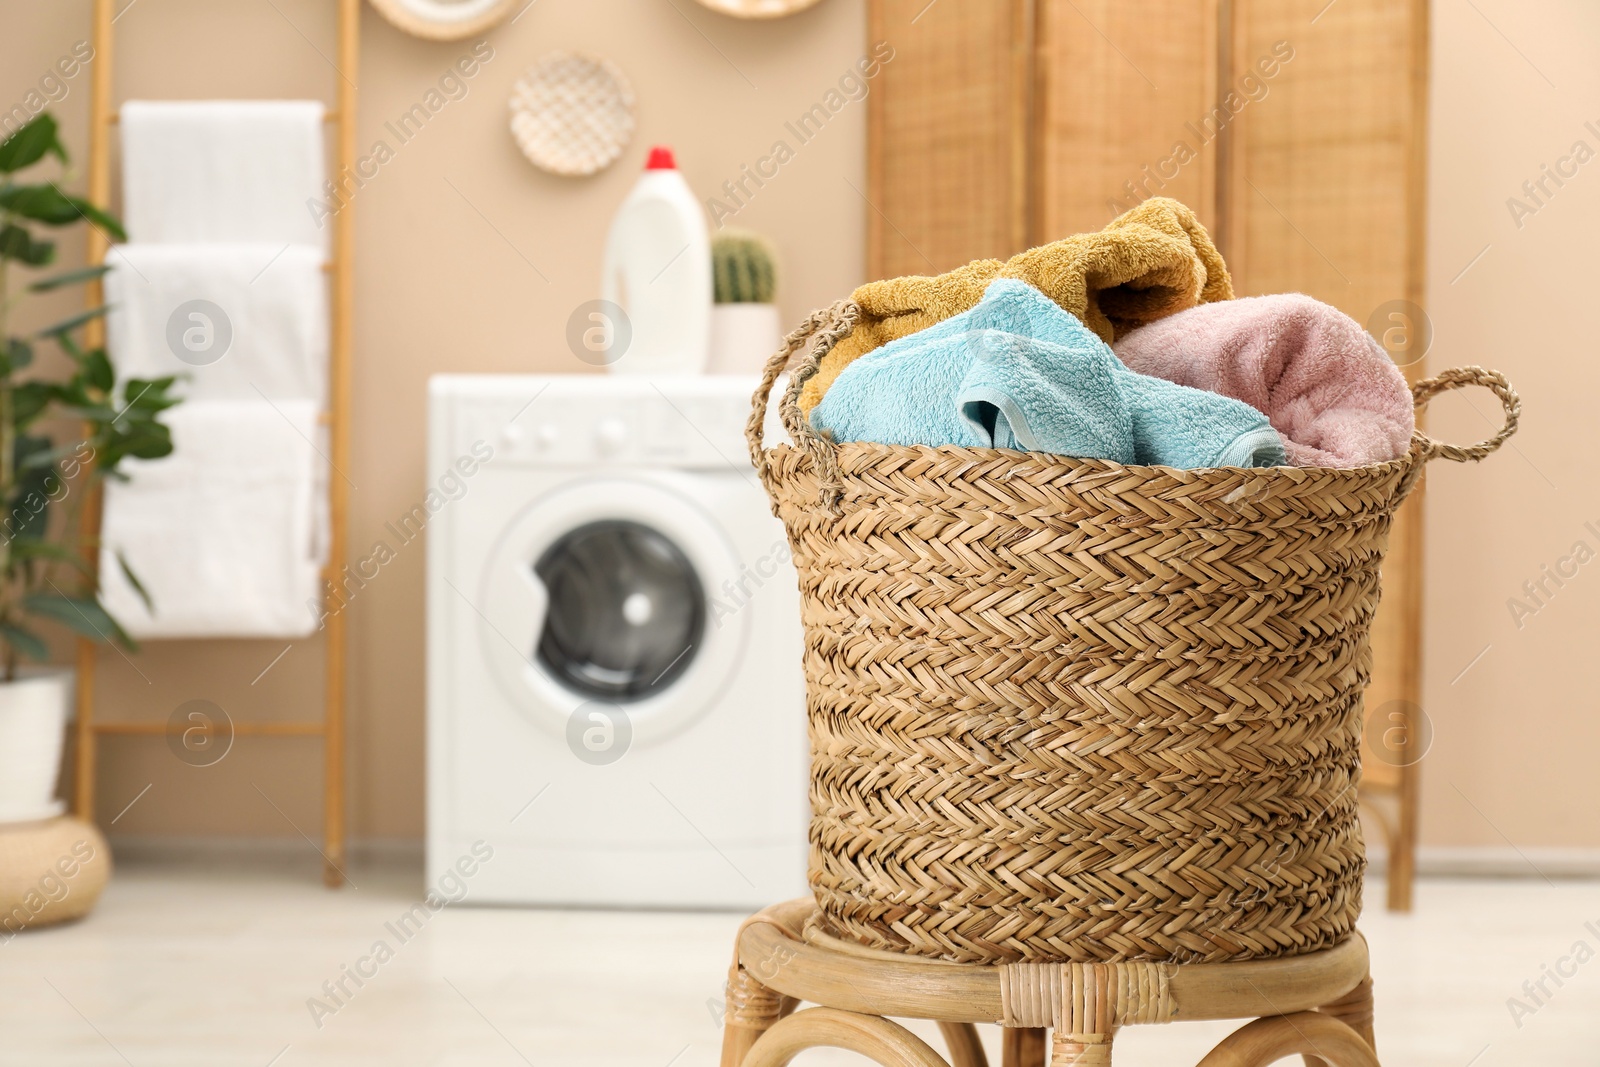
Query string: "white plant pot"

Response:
xmin=708 ymin=303 xmax=783 ymax=376
xmin=0 ymin=669 xmax=72 ymax=825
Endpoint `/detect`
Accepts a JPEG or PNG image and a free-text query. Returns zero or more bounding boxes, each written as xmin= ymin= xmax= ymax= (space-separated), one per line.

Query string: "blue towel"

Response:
xmin=811 ymin=279 xmax=1286 ymax=469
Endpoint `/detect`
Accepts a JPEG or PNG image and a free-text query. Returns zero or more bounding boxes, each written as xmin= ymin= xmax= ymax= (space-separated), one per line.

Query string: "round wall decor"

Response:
xmin=692 ymin=0 xmax=826 ymax=17
xmin=367 ymin=0 xmax=520 ymax=41
xmin=509 ymin=52 xmax=637 ymax=178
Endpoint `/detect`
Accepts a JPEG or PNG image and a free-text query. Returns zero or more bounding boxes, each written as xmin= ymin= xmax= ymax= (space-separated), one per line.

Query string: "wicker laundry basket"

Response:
xmin=745 ymin=300 xmax=1519 ymax=966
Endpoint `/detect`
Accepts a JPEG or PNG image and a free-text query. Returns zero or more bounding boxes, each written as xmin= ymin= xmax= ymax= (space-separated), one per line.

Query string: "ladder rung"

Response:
xmin=108 ymin=110 xmax=341 ymax=124
xmin=94 ymin=721 xmax=326 ymax=737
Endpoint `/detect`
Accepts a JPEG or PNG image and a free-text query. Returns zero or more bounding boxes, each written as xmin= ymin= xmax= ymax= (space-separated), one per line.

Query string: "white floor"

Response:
xmin=2 ymin=849 xmax=1597 ymax=1066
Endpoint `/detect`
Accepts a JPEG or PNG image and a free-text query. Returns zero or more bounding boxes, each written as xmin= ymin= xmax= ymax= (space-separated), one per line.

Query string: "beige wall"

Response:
xmin=2 ymin=0 xmax=867 ymax=841
xmin=1422 ymin=0 xmax=1600 ymax=848
xmin=5 ymin=0 xmax=1593 ymax=852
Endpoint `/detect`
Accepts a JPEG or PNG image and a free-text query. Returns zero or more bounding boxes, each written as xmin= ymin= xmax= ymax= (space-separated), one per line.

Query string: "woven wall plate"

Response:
xmin=509 ymin=52 xmax=637 ymax=178
xmin=367 ymin=0 xmax=519 ymax=40
xmin=694 ymin=0 xmax=826 ymax=17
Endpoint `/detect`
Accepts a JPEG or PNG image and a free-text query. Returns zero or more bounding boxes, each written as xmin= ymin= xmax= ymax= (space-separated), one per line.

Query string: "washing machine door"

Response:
xmin=478 ymin=476 xmax=749 ymax=745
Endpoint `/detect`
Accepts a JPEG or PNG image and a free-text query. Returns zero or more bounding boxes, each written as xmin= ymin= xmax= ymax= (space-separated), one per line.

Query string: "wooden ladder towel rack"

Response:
xmin=74 ymin=0 xmax=358 ymax=888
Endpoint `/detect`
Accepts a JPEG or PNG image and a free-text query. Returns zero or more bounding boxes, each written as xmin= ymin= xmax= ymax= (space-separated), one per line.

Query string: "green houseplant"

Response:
xmin=0 ymin=112 xmax=180 ymax=821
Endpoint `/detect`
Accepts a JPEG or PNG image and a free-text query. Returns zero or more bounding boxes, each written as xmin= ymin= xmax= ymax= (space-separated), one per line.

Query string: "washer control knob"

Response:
xmin=499 ymin=423 xmax=526 ymax=450
xmin=595 ymin=417 xmax=629 ymax=456
xmin=534 ymin=423 xmax=560 ymax=451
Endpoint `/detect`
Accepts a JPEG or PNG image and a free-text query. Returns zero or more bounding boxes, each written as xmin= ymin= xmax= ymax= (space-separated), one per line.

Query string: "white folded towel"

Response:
xmin=120 ymin=101 xmax=327 ymax=248
xmin=99 ymin=400 xmax=325 ymax=639
xmin=106 ymin=243 xmax=328 ymax=406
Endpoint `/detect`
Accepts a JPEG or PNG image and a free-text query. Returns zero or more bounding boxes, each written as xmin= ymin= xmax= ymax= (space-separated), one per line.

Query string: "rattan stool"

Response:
xmin=719 ymin=899 xmax=1378 ymax=1067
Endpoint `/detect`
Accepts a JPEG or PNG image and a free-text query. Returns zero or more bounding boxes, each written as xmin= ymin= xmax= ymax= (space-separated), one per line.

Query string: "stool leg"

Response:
xmin=1304 ymin=976 xmax=1375 ymax=1067
xmin=937 ymin=1021 xmax=989 ymax=1067
xmin=721 ymin=964 xmax=788 ymax=1067
xmin=1204 ymin=1013 xmax=1378 ymax=1067
xmin=743 ymin=1007 xmax=952 ymax=1067
xmin=1051 ymin=1028 xmax=1114 ymax=1066
xmin=1001 ymin=1028 xmax=1046 ymax=1067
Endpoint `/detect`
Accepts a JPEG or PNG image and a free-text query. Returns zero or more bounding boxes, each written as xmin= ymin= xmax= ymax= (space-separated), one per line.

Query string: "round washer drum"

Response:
xmin=534 ymin=519 xmax=705 ymax=702
xmin=478 ymin=477 xmax=749 ymax=746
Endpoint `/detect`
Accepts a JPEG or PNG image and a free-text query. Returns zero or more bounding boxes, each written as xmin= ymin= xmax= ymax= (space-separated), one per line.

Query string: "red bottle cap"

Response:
xmin=645 ymin=146 xmax=677 ymax=170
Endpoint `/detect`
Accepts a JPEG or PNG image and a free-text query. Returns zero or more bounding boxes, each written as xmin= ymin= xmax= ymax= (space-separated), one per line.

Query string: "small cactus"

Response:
xmin=712 ymin=230 xmax=777 ymax=304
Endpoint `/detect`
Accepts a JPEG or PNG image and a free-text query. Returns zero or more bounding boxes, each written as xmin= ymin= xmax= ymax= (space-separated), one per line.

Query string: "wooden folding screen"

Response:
xmin=866 ymin=0 xmax=1430 ymax=910
xmin=865 ymin=0 xmax=1031 ymax=276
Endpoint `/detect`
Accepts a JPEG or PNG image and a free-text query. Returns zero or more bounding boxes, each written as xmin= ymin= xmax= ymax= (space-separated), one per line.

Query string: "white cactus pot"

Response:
xmin=708 ymin=303 xmax=783 ymax=376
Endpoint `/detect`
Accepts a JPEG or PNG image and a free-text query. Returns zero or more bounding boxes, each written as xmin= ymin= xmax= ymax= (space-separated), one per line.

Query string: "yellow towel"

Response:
xmin=799 ymin=197 xmax=1234 ymax=413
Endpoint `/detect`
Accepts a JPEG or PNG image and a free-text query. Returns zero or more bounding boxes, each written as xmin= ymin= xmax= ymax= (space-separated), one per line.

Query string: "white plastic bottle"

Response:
xmin=600 ymin=146 xmax=711 ymax=375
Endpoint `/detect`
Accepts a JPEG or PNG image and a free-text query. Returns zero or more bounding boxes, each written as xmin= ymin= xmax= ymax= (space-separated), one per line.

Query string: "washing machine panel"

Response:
xmin=428 ymin=375 xmax=807 ymax=909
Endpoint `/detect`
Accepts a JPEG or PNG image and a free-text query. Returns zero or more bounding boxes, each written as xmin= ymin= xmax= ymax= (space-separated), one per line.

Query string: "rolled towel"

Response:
xmin=1112 ymin=293 xmax=1415 ymax=467
xmin=812 ymin=279 xmax=1286 ymax=469
xmin=799 ymin=197 xmax=1233 ymax=413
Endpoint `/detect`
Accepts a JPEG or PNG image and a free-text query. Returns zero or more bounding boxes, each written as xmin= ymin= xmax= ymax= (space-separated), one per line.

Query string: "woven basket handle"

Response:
xmin=745 ymin=299 xmax=860 ymax=511
xmin=1407 ymin=365 xmax=1521 ymax=465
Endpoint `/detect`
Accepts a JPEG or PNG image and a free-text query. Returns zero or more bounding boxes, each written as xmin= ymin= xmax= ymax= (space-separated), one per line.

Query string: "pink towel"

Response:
xmin=1112 ymin=293 xmax=1415 ymax=467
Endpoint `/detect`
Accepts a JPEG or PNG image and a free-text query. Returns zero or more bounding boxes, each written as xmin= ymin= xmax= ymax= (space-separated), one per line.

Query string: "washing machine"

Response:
xmin=426 ymin=374 xmax=808 ymax=909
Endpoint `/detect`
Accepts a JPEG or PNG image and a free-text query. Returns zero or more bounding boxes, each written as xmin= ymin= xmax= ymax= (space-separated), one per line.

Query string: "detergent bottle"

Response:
xmin=599 ymin=146 xmax=711 ymax=375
